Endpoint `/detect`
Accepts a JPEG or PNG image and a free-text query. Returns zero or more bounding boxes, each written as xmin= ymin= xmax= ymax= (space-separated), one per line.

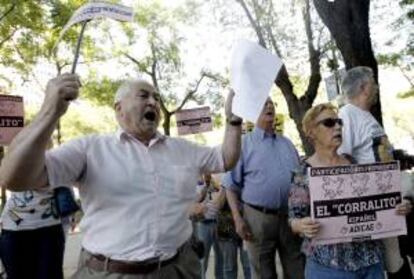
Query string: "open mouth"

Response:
xmin=144 ymin=111 xmax=156 ymax=121
xmin=333 ymin=134 xmax=342 ymax=140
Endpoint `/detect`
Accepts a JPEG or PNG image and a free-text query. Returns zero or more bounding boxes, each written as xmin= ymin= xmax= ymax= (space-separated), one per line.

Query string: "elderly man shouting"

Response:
xmin=0 ymin=74 xmax=242 ymax=279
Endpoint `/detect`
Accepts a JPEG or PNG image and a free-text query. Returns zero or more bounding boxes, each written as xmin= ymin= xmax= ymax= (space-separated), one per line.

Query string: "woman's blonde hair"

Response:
xmin=302 ymin=103 xmax=338 ymax=138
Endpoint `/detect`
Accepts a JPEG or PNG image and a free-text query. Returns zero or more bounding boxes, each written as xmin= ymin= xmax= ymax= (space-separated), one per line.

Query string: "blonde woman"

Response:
xmin=288 ymin=103 xmax=409 ymax=279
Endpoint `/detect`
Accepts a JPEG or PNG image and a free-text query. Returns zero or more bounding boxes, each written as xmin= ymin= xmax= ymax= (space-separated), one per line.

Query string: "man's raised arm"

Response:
xmin=0 ymin=74 xmax=80 ymax=191
xmin=222 ymin=90 xmax=242 ymax=171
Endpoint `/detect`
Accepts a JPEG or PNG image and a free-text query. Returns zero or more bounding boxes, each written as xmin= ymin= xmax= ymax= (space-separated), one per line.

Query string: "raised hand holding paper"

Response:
xmin=55 ymin=1 xmax=134 ymax=74
xmin=230 ymin=40 xmax=283 ymax=123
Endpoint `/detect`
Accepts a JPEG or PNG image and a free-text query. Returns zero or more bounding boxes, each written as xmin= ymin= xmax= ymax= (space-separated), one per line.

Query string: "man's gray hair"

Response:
xmin=341 ymin=66 xmax=374 ymax=99
xmin=114 ymin=79 xmax=151 ymax=105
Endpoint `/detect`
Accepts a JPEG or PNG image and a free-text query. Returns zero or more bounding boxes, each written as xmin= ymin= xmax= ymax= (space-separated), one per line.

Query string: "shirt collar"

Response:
xmin=252 ymin=127 xmax=276 ymax=140
xmin=116 ymin=128 xmax=166 ymax=145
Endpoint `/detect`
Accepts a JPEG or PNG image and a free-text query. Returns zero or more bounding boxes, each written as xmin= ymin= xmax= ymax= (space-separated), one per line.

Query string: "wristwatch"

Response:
xmin=227 ymin=116 xmax=243 ymax=126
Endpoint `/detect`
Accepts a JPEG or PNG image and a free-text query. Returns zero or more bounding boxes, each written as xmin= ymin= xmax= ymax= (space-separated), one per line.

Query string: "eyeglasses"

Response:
xmin=317 ymin=118 xmax=343 ymax=128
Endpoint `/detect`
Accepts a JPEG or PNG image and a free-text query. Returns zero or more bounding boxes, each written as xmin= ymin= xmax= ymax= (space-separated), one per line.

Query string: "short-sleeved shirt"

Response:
xmin=222 ymin=127 xmax=299 ymax=209
xmin=288 ymin=159 xmax=383 ymax=271
xmin=338 ymin=104 xmax=394 ymax=163
xmin=45 ymin=130 xmax=224 ymax=261
xmin=1 ymin=188 xmax=61 ymax=231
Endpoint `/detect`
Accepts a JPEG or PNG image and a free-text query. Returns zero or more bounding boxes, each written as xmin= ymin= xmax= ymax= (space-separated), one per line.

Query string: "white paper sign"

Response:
xmin=309 ymin=161 xmax=407 ymax=245
xmin=230 ymin=40 xmax=283 ymax=123
xmin=176 ymin=106 xmax=213 ymax=135
xmin=56 ymin=1 xmax=134 ymax=46
xmin=324 ymin=68 xmax=346 ymax=101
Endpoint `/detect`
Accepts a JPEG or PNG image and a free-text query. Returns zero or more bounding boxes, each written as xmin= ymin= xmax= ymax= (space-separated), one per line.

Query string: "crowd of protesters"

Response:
xmin=0 ymin=66 xmax=413 ymax=279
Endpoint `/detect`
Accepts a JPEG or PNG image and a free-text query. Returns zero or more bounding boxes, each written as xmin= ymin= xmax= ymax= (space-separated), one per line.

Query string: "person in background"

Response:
xmin=216 ymin=187 xmax=251 ymax=279
xmin=0 ymin=140 xmax=75 ymax=279
xmin=0 ymin=186 xmax=67 ymax=279
xmin=338 ymin=66 xmax=413 ymax=278
xmin=194 ymin=173 xmax=226 ymax=279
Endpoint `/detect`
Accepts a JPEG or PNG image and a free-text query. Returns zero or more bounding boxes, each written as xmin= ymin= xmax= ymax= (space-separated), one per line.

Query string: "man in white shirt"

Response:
xmin=338 ymin=66 xmax=413 ymax=279
xmin=0 ymin=74 xmax=242 ymax=279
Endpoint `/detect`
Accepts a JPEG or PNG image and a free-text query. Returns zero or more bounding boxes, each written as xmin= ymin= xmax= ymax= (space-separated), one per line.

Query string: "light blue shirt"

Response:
xmin=222 ymin=127 xmax=299 ymax=209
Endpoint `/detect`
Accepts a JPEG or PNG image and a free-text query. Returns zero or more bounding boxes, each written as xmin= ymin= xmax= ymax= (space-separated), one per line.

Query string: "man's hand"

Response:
xmin=395 ymin=199 xmax=412 ymax=216
xmin=42 ymin=74 xmax=81 ymax=118
xmin=189 ymin=203 xmax=207 ymax=220
xmin=234 ymin=216 xmax=253 ymax=241
xmin=291 ymin=217 xmax=320 ymax=238
xmin=225 ymin=89 xmax=242 ymax=124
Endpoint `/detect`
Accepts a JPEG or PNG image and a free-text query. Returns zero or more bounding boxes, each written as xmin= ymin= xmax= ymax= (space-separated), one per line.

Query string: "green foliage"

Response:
xmin=81 ymin=73 xmax=122 ymax=107
xmin=26 ymin=102 xmax=117 ymax=144
xmin=126 ymin=1 xmax=193 ymax=109
xmin=104 ymin=0 xmax=227 ymax=135
xmin=59 ymin=103 xmax=117 ymax=142
xmin=400 ymin=0 xmax=414 ymax=20
xmin=0 ymin=1 xmax=45 ymax=74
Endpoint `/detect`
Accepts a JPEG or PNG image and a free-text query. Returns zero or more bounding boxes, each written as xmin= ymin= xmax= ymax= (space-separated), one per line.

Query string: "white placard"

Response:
xmin=176 ymin=106 xmax=213 ymax=135
xmin=56 ymin=1 xmax=134 ymax=46
xmin=324 ymin=68 xmax=346 ymax=101
xmin=309 ymin=161 xmax=407 ymax=245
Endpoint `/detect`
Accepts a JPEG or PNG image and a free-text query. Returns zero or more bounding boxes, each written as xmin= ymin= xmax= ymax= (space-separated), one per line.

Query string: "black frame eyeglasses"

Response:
xmin=317 ymin=118 xmax=343 ymax=128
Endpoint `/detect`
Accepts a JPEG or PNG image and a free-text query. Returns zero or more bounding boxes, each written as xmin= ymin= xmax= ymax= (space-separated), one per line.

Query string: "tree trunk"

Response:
xmin=276 ymin=67 xmax=316 ymax=155
xmin=163 ymin=113 xmax=171 ymax=136
xmin=313 ymin=0 xmax=383 ymax=125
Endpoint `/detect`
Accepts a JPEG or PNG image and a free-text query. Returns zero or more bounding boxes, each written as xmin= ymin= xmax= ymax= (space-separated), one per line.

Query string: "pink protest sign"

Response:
xmin=308 ymin=161 xmax=406 ymax=245
xmin=0 ymin=95 xmax=24 ymax=145
xmin=176 ymin=106 xmax=213 ymax=136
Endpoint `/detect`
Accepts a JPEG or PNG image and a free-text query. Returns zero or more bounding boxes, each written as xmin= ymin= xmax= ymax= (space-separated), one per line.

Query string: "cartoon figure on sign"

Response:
xmin=321 ymin=177 xmax=345 ymax=199
xmin=350 ymin=174 xmax=370 ymax=197
xmin=375 ymin=172 xmax=393 ymax=193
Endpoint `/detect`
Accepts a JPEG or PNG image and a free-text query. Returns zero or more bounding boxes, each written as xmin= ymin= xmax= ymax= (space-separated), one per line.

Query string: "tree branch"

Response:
xmin=12 ymin=42 xmax=45 ymax=91
xmin=122 ymin=52 xmax=152 ymax=76
xmin=172 ymin=73 xmax=207 ymax=114
xmin=302 ymin=0 xmax=321 ymax=106
xmin=145 ymin=47 xmax=170 ymax=117
xmin=0 ymin=1 xmax=16 ymax=23
xmin=398 ymin=65 xmax=414 ymax=87
xmin=235 ymin=0 xmax=267 ymax=48
xmin=265 ymin=25 xmax=283 ymax=57
xmin=0 ymin=29 xmax=16 ymax=49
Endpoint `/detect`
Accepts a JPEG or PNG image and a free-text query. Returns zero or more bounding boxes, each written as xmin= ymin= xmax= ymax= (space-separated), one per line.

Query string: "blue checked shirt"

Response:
xmin=222 ymin=127 xmax=299 ymax=209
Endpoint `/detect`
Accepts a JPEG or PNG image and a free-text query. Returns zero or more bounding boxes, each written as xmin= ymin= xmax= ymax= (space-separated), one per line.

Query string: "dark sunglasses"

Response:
xmin=317 ymin=118 xmax=343 ymax=128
